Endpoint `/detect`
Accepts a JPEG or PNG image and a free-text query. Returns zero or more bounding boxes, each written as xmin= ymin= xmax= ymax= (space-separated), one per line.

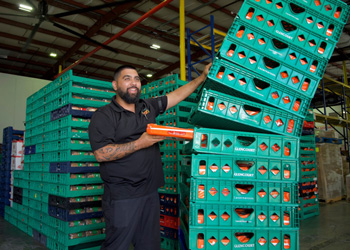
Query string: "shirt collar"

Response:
xmin=110 ymin=95 xmax=146 ymax=113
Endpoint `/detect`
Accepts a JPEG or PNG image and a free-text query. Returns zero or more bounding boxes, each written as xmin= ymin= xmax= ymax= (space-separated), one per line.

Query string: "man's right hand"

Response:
xmin=136 ymin=132 xmax=166 ymax=150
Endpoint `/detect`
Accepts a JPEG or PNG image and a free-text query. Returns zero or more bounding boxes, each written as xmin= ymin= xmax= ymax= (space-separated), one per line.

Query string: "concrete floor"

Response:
xmin=0 ymin=201 xmax=349 ymax=250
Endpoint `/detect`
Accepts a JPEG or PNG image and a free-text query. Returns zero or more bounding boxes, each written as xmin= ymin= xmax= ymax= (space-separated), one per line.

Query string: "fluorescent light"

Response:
xmin=146 ymin=74 xmax=153 ymax=77
xmin=19 ymin=4 xmax=33 ymax=12
xmin=50 ymin=52 xmax=57 ymax=57
xmin=150 ymin=44 xmax=160 ymax=50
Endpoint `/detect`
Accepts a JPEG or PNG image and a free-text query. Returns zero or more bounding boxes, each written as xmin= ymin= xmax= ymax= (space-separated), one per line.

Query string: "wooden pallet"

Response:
xmin=319 ymin=196 xmax=344 ymax=204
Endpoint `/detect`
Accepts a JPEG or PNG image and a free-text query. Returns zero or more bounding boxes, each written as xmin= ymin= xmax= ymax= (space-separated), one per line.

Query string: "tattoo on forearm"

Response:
xmin=94 ymin=142 xmax=136 ymax=162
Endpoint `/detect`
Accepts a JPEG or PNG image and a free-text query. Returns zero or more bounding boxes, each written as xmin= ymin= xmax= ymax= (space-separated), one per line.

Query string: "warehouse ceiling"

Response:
xmin=0 ymin=0 xmax=349 ymax=86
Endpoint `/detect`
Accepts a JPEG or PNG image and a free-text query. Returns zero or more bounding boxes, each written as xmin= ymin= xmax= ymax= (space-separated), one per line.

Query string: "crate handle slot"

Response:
xmin=235 ymin=232 xmax=254 ymax=243
xmin=253 ymin=78 xmax=270 ymax=90
xmin=236 ymin=160 xmax=254 ymax=171
xmin=235 ymin=208 xmax=254 ymax=218
xmin=289 ymin=3 xmax=305 ymax=14
xmin=243 ymin=105 xmax=261 ymax=116
xmin=272 ymin=39 xmax=288 ymax=50
xmin=237 ymin=136 xmax=255 ymax=146
xmin=263 ymin=57 xmax=280 ymax=69
xmin=281 ymin=20 xmax=297 ymax=32
xmin=235 ymin=184 xmax=254 ymax=194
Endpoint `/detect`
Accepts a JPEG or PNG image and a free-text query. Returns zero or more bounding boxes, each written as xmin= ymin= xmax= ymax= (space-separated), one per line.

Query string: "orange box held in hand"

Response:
xmin=146 ymin=123 xmax=194 ymax=140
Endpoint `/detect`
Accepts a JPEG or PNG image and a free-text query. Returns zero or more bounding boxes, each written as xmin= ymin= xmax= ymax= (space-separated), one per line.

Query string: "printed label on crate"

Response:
xmin=234 ymin=244 xmax=255 ymax=248
xmin=234 ymin=147 xmax=255 ymax=152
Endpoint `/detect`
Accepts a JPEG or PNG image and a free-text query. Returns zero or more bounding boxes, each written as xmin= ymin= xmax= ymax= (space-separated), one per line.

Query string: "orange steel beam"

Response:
xmin=55 ymin=0 xmax=174 ymax=79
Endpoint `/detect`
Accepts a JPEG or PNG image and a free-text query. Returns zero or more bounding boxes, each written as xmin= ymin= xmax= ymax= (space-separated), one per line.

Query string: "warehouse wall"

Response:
xmin=0 ymin=73 xmax=49 ymax=140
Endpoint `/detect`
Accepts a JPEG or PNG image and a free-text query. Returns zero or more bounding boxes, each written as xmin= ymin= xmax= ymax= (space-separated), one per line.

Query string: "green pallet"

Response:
xmin=189 ymin=89 xmax=303 ymax=138
xmin=190 ymin=202 xmax=299 ymax=229
xmin=203 ymin=58 xmax=311 ymax=118
xmin=191 ymin=178 xmax=299 ymax=205
xmin=45 ymin=115 xmax=90 ymax=133
xmin=187 ymin=154 xmax=299 ymax=182
xmin=189 ymin=227 xmax=299 ymax=250
xmin=43 ymin=172 xmax=102 ymax=185
xmin=183 ymin=127 xmax=300 ymax=159
xmin=48 ymin=183 xmax=103 ymax=198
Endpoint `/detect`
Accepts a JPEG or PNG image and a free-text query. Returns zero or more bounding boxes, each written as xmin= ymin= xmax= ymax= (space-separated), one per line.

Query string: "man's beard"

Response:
xmin=117 ymin=87 xmax=141 ymax=104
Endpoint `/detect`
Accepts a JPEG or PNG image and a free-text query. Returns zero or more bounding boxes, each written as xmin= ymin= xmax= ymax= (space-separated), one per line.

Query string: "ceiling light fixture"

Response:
xmin=19 ymin=4 xmax=33 ymax=12
xmin=50 ymin=52 xmax=57 ymax=58
xmin=146 ymin=74 xmax=153 ymax=77
xmin=150 ymin=44 xmax=160 ymax=50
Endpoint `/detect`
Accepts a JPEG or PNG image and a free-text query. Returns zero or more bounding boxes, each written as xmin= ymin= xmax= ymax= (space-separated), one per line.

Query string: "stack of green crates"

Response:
xmin=181 ymin=127 xmax=300 ymax=250
xmin=9 ymin=70 xmax=117 ymax=250
xmin=180 ymin=0 xmax=349 ymax=249
xmin=299 ymin=110 xmax=319 ymax=219
xmin=141 ymin=74 xmax=199 ymax=250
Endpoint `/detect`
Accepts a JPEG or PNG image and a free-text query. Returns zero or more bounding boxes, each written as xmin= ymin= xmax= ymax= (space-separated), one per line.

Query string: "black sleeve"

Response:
xmin=147 ymin=95 xmax=168 ymax=116
xmin=88 ymin=110 xmax=116 ymax=152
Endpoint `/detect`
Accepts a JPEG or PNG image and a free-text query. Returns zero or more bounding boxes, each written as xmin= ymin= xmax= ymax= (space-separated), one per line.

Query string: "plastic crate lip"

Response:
xmin=189 ymin=89 xmax=303 ymax=138
xmin=238 ymin=0 xmax=343 ymax=44
xmin=204 ymin=58 xmax=312 ymax=117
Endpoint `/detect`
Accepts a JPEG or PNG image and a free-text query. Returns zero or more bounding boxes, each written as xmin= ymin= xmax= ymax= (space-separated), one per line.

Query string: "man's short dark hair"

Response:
xmin=114 ymin=65 xmax=137 ymax=80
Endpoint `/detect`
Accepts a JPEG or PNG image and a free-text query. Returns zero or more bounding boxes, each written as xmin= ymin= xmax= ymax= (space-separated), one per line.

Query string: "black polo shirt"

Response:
xmin=88 ymin=95 xmax=168 ymax=201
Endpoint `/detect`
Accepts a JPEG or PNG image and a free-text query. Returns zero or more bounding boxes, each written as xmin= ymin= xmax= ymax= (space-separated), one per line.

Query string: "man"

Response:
xmin=88 ymin=63 xmax=211 ymax=250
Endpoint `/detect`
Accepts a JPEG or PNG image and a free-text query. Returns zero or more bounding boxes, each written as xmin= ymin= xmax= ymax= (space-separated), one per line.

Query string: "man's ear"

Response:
xmin=112 ymin=80 xmax=117 ymax=91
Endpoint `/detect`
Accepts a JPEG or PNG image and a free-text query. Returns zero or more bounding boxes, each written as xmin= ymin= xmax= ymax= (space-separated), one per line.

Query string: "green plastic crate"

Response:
xmin=48 ymin=230 xmax=105 ymax=247
xmin=158 ymin=183 xmax=179 ymax=194
xmin=44 ymin=150 xmax=96 ymax=162
xmin=188 ymin=154 xmax=299 ymax=182
xmin=163 ymin=170 xmax=179 ymax=184
xmin=46 ymin=80 xmax=114 ymax=102
xmin=157 ymin=115 xmax=194 ymax=129
xmin=183 ymin=127 xmax=299 ymax=159
xmin=190 ymin=202 xmax=299 ymax=229
xmin=48 ymin=92 xmax=110 ymax=110
xmin=242 ymin=0 xmax=347 ymax=43
xmin=161 ymin=237 xmax=179 ymax=250
xmin=45 ymin=115 xmax=90 ymax=133
xmin=189 ymin=89 xmax=303 ymax=137
xmin=46 ymin=236 xmax=105 ymax=250
xmin=160 ymin=101 xmax=197 ymax=118
xmin=141 ymin=74 xmax=187 ymax=94
xmin=222 ymin=30 xmax=326 ymax=81
xmin=190 ymin=178 xmax=298 ymax=205
xmin=45 ymin=127 xmax=89 ymax=142
xmin=203 ymin=58 xmax=312 ymax=117
xmin=44 ymin=172 xmax=102 ymax=185
xmin=219 ymin=37 xmax=322 ymax=88
xmin=237 ymin=1 xmax=338 ymax=55
xmin=46 ymin=216 xmax=105 ymax=234
xmin=45 ymin=138 xmax=92 ymax=152
xmin=47 ymin=69 xmax=112 ymax=94
xmin=189 ymin=227 xmax=299 ymax=250
xmin=48 ymin=183 xmax=104 ymax=197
